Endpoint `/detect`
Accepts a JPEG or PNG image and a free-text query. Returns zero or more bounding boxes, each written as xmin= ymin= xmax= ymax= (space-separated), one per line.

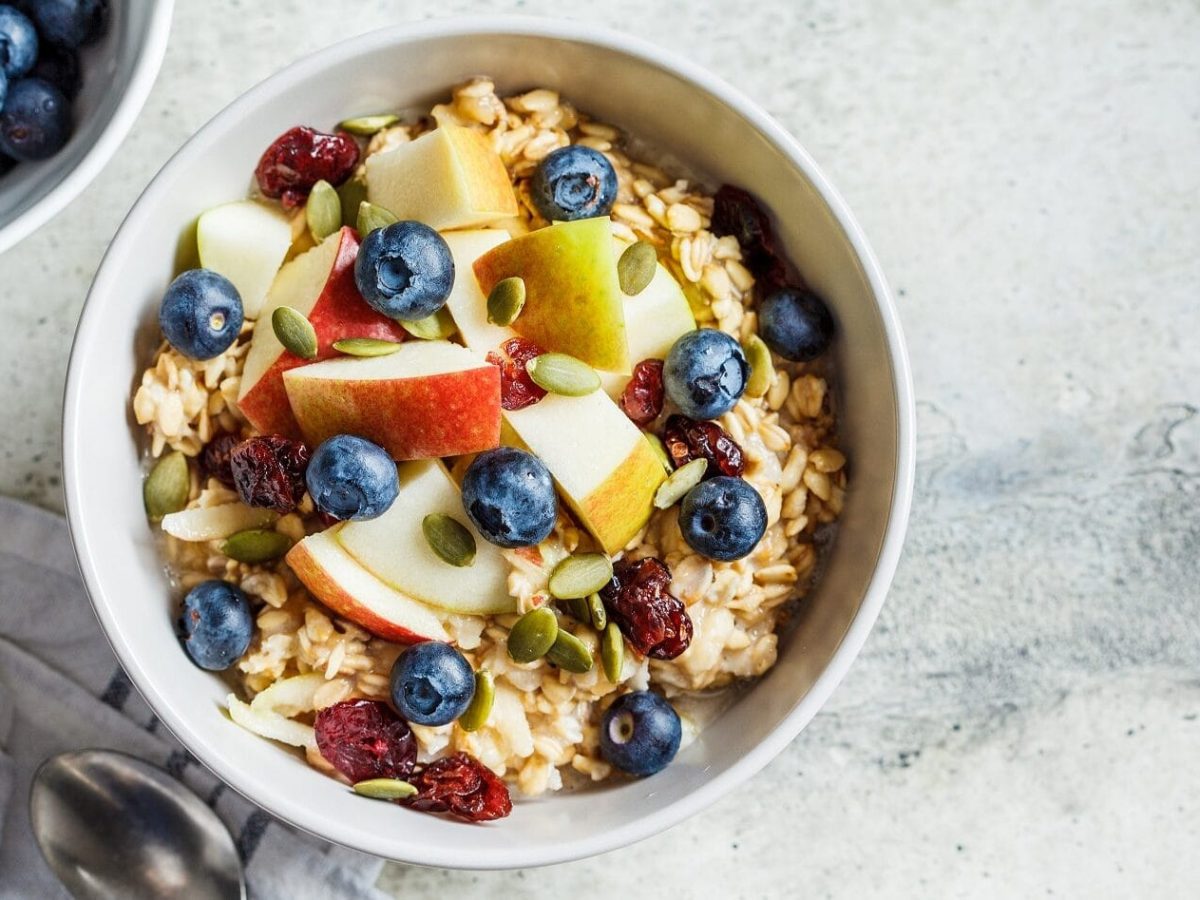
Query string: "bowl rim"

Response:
xmin=0 ymin=0 xmax=175 ymax=255
xmin=62 ymin=15 xmax=915 ymax=868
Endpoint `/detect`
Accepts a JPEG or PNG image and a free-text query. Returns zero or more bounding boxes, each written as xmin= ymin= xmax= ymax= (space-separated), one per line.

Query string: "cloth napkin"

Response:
xmin=0 ymin=497 xmax=392 ymax=900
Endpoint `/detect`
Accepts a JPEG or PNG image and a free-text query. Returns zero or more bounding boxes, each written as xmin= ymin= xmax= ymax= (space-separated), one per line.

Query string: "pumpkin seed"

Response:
xmin=486 ymin=276 xmax=526 ymax=325
xmin=353 ymin=778 xmax=417 ymax=800
xmin=272 ymin=306 xmax=317 ymax=360
xmin=332 ymin=337 xmax=403 ymax=357
xmin=507 ymin=607 xmax=559 ymax=663
xmin=337 ymin=113 xmax=400 ymax=136
xmin=564 ymin=596 xmax=590 ymax=624
xmin=143 ymin=451 xmax=189 ymax=520
xmin=548 ymin=553 xmax=613 ymax=600
xmin=458 ymin=669 xmax=494 ymax=732
xmin=601 ymin=623 xmax=625 ymax=683
xmin=525 ymin=353 xmax=600 ymax=397
xmin=306 ymin=180 xmax=341 ymax=242
xmin=653 ymin=458 xmax=708 ymax=509
xmin=400 ymin=307 xmax=456 ymax=340
xmin=337 ymin=177 xmax=367 ymax=227
xmin=546 ymin=629 xmax=594 ymax=673
xmin=742 ymin=334 xmax=774 ymax=398
xmin=618 ymin=240 xmax=657 ymax=296
xmin=422 ymin=513 xmax=476 ymax=567
xmin=644 ymin=432 xmax=672 ymax=472
xmin=221 ymin=529 xmax=293 ymax=563
xmin=356 ymin=201 xmax=398 ymax=236
xmin=588 ymin=592 xmax=607 ymax=630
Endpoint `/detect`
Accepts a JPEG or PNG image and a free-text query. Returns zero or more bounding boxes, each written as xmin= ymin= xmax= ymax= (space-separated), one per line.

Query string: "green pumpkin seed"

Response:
xmin=458 ymin=669 xmax=494 ymax=732
xmin=742 ymin=334 xmax=774 ymax=398
xmin=353 ymin=778 xmax=417 ymax=800
xmin=588 ymin=592 xmax=607 ymax=630
xmin=356 ymin=201 xmax=398 ymax=236
xmin=272 ymin=306 xmax=318 ymax=360
xmin=143 ymin=451 xmax=189 ymax=520
xmin=337 ymin=177 xmax=367 ymax=227
xmin=653 ymin=458 xmax=708 ymax=509
xmin=221 ymin=529 xmax=293 ymax=563
xmin=400 ymin=307 xmax=456 ymax=340
xmin=548 ymin=553 xmax=613 ymax=600
xmin=618 ymin=240 xmax=657 ymax=296
xmin=644 ymin=432 xmax=672 ymax=472
xmin=306 ymin=180 xmax=342 ymax=242
xmin=332 ymin=337 xmax=403 ymax=357
xmin=337 ymin=114 xmax=400 ymax=136
xmin=507 ymin=607 xmax=559 ymax=663
xmin=525 ymin=353 xmax=600 ymax=397
xmin=486 ymin=277 xmax=526 ymax=325
xmin=422 ymin=513 xmax=476 ymax=567
xmin=564 ymin=596 xmax=590 ymax=623
xmin=546 ymin=629 xmax=594 ymax=673
xmin=601 ymin=623 xmax=625 ymax=683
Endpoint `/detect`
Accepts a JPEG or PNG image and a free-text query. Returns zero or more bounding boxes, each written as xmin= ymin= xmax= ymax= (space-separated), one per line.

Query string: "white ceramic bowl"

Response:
xmin=63 ymin=18 xmax=914 ymax=869
xmin=0 ymin=0 xmax=173 ymax=254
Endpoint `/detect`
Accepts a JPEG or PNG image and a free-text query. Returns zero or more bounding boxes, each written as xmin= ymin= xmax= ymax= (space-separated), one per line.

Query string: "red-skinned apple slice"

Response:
xmin=237 ymin=227 xmax=408 ymax=437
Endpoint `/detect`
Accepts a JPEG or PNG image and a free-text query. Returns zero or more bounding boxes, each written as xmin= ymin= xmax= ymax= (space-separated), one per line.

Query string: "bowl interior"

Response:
xmin=0 ymin=1 xmax=171 ymax=253
xmin=64 ymin=22 xmax=910 ymax=868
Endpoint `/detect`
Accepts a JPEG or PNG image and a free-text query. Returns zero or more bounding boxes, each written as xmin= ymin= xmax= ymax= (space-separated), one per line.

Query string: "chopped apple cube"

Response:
xmin=196 ymin=200 xmax=293 ymax=319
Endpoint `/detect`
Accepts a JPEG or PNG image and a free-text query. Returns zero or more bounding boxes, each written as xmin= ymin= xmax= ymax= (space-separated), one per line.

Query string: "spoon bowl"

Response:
xmin=30 ymin=750 xmax=245 ymax=900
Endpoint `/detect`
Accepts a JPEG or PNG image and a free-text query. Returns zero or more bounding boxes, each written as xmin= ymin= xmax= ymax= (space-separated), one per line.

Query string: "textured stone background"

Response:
xmin=1 ymin=1 xmax=1196 ymax=896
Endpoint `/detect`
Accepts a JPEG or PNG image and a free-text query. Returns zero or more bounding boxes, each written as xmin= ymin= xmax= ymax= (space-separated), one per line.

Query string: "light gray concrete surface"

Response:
xmin=1 ymin=1 xmax=1196 ymax=896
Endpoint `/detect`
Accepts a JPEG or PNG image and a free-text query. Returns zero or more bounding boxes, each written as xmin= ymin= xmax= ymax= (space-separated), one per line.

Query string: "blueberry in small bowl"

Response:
xmin=663 ymin=328 xmax=748 ymax=420
xmin=390 ymin=642 xmax=476 ymax=727
xmin=530 ymin=144 xmax=617 ymax=222
xmin=0 ymin=5 xmax=38 ymax=79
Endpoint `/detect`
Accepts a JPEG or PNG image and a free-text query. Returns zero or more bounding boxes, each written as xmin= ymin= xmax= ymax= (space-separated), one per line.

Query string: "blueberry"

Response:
xmin=663 ymin=328 xmax=748 ymax=420
xmin=25 ymin=0 xmax=108 ymax=49
xmin=389 ymin=642 xmax=475 ymax=726
xmin=0 ymin=77 xmax=71 ymax=161
xmin=178 ymin=580 xmax=253 ymax=671
xmin=461 ymin=447 xmax=557 ymax=548
xmin=305 ymin=434 xmax=398 ymax=521
xmin=678 ymin=476 xmax=767 ymax=561
xmin=30 ymin=42 xmax=80 ymax=99
xmin=353 ymin=220 xmax=454 ymax=321
xmin=530 ymin=145 xmax=618 ymax=222
xmin=759 ymin=286 xmax=834 ymax=362
xmin=0 ymin=69 xmax=7 ymax=113
xmin=599 ymin=690 xmax=681 ymax=776
xmin=0 ymin=6 xmax=36 ymax=77
xmin=158 ymin=268 xmax=244 ymax=360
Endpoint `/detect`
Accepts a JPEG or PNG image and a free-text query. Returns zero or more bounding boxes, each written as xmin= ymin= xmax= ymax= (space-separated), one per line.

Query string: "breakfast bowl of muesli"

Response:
xmin=63 ymin=19 xmax=913 ymax=867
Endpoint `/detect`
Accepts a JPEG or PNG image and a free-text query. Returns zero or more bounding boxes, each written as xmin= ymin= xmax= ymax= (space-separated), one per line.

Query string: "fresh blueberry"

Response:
xmin=599 ymin=690 xmax=681 ymax=776
xmin=529 ymin=145 xmax=618 ymax=222
xmin=25 ymin=0 xmax=108 ymax=49
xmin=305 ymin=434 xmax=399 ymax=521
xmin=759 ymin=286 xmax=834 ymax=362
xmin=678 ymin=476 xmax=767 ymax=561
xmin=389 ymin=642 xmax=475 ymax=727
xmin=0 ymin=77 xmax=71 ymax=161
xmin=353 ymin=220 xmax=454 ymax=321
xmin=158 ymin=268 xmax=244 ymax=360
xmin=663 ymin=328 xmax=748 ymax=420
xmin=0 ymin=5 xmax=36 ymax=77
xmin=461 ymin=447 xmax=557 ymax=548
xmin=30 ymin=42 xmax=79 ymax=99
xmin=0 ymin=69 xmax=7 ymax=113
xmin=178 ymin=580 xmax=253 ymax=671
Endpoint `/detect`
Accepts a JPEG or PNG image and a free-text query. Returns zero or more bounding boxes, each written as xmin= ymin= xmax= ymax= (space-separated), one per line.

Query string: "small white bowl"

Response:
xmin=0 ymin=0 xmax=173 ymax=254
xmin=63 ymin=18 xmax=914 ymax=868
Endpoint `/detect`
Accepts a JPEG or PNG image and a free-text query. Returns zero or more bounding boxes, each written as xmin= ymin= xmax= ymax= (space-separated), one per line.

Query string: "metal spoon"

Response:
xmin=30 ymin=750 xmax=245 ymax=900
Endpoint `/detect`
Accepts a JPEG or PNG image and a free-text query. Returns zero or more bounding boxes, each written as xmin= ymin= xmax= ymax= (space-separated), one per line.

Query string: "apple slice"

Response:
xmin=336 ymin=459 xmax=516 ymax=616
xmin=160 ymin=504 xmax=278 ymax=541
xmin=365 ymin=124 xmax=518 ymax=231
xmin=285 ymin=529 xmax=449 ymax=644
xmin=283 ymin=341 xmax=500 ymax=461
xmin=237 ymin=227 xmax=408 ymax=437
xmin=196 ymin=200 xmax=293 ymax=319
xmin=473 ymin=217 xmax=630 ymax=373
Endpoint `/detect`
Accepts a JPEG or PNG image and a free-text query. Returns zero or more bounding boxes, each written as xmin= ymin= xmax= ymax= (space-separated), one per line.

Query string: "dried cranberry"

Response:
xmin=619 ymin=359 xmax=665 ymax=427
xmin=486 ymin=336 xmax=548 ymax=411
xmin=662 ymin=414 xmax=745 ymax=479
xmin=600 ymin=557 xmax=692 ymax=660
xmin=314 ymin=699 xmax=417 ymax=783
xmin=254 ymin=126 xmax=360 ymax=209
xmin=404 ymin=752 xmax=512 ymax=822
xmin=229 ymin=435 xmax=309 ymax=513
xmin=711 ymin=185 xmax=790 ymax=292
xmin=201 ymin=433 xmax=240 ymax=487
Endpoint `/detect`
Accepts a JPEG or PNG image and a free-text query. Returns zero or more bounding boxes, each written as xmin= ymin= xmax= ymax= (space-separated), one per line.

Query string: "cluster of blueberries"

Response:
xmin=0 ymin=1 xmax=108 ymax=173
